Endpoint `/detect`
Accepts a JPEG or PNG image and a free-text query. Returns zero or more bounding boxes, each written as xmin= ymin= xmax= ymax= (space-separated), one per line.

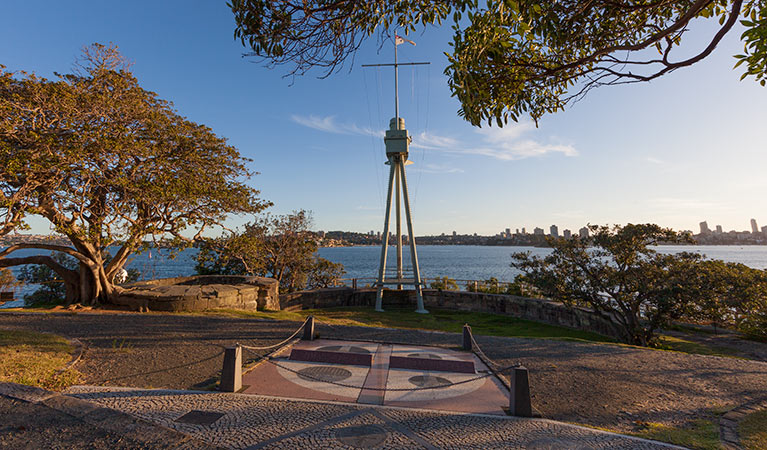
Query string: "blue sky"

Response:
xmin=2 ymin=1 xmax=765 ymax=236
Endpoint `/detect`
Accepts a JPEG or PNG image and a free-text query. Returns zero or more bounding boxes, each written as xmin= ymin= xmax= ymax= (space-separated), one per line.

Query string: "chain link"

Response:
xmin=240 ymin=317 xmax=309 ymax=351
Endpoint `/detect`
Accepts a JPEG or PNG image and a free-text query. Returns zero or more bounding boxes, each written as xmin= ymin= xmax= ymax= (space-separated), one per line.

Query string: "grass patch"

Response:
xmin=740 ymin=409 xmax=767 ymax=450
xmin=656 ymin=335 xmax=742 ymax=359
xmin=205 ymin=306 xmax=615 ymax=343
xmin=632 ymin=419 xmax=722 ymax=450
xmin=0 ymin=329 xmax=81 ymax=390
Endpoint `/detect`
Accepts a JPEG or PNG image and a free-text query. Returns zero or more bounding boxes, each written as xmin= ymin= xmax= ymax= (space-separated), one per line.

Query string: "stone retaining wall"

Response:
xmin=280 ymin=288 xmax=621 ymax=339
xmin=110 ymin=275 xmax=279 ymax=312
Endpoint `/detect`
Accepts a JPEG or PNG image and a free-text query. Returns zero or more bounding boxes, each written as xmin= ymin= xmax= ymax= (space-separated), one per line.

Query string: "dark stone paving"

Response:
xmin=65 ymin=386 xmax=683 ymax=449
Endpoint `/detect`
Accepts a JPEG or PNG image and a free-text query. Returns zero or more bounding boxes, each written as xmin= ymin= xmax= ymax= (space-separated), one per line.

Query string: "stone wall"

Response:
xmin=110 ymin=275 xmax=279 ymax=312
xmin=280 ymin=288 xmax=621 ymax=339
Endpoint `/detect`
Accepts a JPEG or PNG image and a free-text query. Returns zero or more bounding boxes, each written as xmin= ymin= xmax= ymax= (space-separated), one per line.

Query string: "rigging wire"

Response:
xmin=363 ymin=68 xmax=385 ymax=210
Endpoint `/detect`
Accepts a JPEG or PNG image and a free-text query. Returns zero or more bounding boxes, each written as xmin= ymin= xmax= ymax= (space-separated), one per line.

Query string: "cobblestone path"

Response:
xmin=66 ymin=386 xmax=682 ymax=449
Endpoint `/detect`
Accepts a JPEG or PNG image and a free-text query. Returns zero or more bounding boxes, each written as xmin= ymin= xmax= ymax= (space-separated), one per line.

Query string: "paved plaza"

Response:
xmin=241 ymin=338 xmax=509 ymax=416
xmin=65 ymin=386 xmax=681 ymax=449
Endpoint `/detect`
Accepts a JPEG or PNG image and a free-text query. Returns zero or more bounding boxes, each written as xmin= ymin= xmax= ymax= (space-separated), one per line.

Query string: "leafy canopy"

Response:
xmin=0 ymin=43 xmax=269 ymax=304
xmin=230 ymin=0 xmax=767 ymax=125
xmin=512 ymin=224 xmax=702 ymax=346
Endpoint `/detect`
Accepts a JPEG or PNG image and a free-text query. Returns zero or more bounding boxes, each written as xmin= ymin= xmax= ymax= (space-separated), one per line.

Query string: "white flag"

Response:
xmin=395 ymin=35 xmax=416 ymax=46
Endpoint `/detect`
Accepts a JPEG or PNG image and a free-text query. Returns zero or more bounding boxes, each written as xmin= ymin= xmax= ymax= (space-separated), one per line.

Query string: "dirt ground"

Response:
xmin=1 ymin=310 xmax=766 ymax=433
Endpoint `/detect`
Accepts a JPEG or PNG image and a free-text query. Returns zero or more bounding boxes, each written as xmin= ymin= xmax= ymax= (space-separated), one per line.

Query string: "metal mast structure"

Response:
xmin=362 ymin=35 xmax=429 ymax=314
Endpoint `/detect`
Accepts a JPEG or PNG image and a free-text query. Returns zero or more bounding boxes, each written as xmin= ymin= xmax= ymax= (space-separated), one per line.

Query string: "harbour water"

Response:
xmin=2 ymin=245 xmax=767 ymax=308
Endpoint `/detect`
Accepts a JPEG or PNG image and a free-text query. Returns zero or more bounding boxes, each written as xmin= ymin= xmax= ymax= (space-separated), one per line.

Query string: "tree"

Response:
xmin=306 ymin=256 xmax=346 ymax=289
xmin=430 ymin=276 xmax=460 ymax=291
xmin=687 ymin=260 xmax=767 ymax=337
xmin=0 ymin=43 xmax=269 ymax=305
xmin=0 ymin=267 xmax=19 ymax=293
xmin=511 ymin=224 xmax=706 ymax=346
xmin=230 ymin=0 xmax=767 ymax=125
xmin=196 ymin=210 xmax=345 ymax=292
xmin=18 ymin=253 xmax=78 ymax=306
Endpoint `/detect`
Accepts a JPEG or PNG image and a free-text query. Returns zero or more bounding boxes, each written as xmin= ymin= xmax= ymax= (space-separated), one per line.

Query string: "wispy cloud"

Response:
xmin=413 ymin=122 xmax=577 ymax=161
xmin=645 ymin=157 xmax=665 ymax=165
xmin=292 ymin=115 xmax=576 ymax=161
xmin=291 ymin=114 xmax=383 ymax=137
xmin=414 ymin=163 xmax=465 ymax=174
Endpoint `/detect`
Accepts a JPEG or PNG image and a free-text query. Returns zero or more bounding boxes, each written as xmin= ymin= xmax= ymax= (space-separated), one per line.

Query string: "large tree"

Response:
xmin=196 ymin=210 xmax=345 ymax=292
xmin=230 ymin=0 xmax=766 ymax=125
xmin=0 ymin=44 xmax=269 ymax=305
xmin=511 ymin=224 xmax=705 ymax=346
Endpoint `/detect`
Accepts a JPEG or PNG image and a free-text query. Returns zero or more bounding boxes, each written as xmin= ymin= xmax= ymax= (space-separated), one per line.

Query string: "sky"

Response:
xmin=1 ymin=1 xmax=765 ymax=236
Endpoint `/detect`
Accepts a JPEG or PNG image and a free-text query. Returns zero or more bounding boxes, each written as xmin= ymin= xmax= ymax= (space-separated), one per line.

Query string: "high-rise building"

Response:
xmin=521 ymin=227 xmax=526 ymax=234
xmin=533 ymin=227 xmax=544 ymax=236
xmin=505 ymin=228 xmax=511 ymax=237
xmin=700 ymin=221 xmax=710 ymax=234
xmin=715 ymin=225 xmax=723 ymax=234
xmin=549 ymin=225 xmax=559 ymax=237
xmin=579 ymin=227 xmax=589 ymax=238
xmin=563 ymin=229 xmax=572 ymax=239
xmin=762 ymin=225 xmax=767 ymax=235
xmin=515 ymin=228 xmax=520 ymax=235
xmin=452 ymin=230 xmax=457 ymax=237
xmin=751 ymin=219 xmax=759 ymax=234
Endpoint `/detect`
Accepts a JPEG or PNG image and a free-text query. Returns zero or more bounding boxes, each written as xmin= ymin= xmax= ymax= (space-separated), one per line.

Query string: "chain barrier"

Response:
xmin=262 ymin=355 xmax=522 ymax=392
xmin=239 ymin=317 xmax=309 ymax=352
xmin=469 ymin=332 xmax=509 ymax=372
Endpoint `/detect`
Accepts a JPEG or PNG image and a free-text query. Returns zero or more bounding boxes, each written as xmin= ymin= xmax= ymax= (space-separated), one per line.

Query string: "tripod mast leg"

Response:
xmin=375 ymin=158 xmax=397 ymax=312
xmin=398 ymin=161 xmax=427 ymax=313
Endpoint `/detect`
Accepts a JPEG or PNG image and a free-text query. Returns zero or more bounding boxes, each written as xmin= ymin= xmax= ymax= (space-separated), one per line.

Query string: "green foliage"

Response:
xmin=18 ymin=253 xmax=78 ymax=307
xmin=230 ymin=1 xmax=767 ymax=125
xmin=512 ymin=224 xmax=704 ymax=346
xmin=1 ymin=43 xmax=269 ymax=304
xmin=682 ymin=260 xmax=767 ymax=338
xmin=465 ymin=277 xmax=537 ymax=296
xmin=430 ymin=276 xmax=459 ymax=291
xmin=196 ymin=210 xmax=345 ymax=292
xmin=0 ymin=267 xmax=19 ymax=292
xmin=306 ymin=256 xmax=346 ymax=289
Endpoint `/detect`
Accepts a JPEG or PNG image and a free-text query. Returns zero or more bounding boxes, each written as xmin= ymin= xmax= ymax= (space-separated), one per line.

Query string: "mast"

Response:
xmin=362 ymin=35 xmax=429 ymax=314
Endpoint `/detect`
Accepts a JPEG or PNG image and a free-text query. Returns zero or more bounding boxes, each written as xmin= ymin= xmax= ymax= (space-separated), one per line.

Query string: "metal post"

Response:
xmin=463 ymin=324 xmax=472 ymax=351
xmin=394 ymin=34 xmax=399 ymax=121
xmin=220 ymin=345 xmax=242 ymax=393
xmin=509 ymin=366 xmax=533 ymax=417
xmin=352 ymin=278 xmax=357 ymax=290
xmin=398 ymin=161 xmax=427 ymax=313
xmin=395 ymin=156 xmax=403 ymax=290
xmin=375 ymin=159 xmax=397 ymax=312
xmin=303 ymin=315 xmax=315 ymax=341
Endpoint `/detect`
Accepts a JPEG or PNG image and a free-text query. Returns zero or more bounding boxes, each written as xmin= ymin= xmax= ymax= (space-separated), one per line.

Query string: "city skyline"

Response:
xmin=2 ymin=1 xmax=766 ymax=237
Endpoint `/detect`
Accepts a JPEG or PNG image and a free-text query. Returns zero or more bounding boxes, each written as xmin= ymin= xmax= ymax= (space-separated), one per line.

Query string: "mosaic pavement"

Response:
xmin=65 ymin=386 xmax=683 ymax=449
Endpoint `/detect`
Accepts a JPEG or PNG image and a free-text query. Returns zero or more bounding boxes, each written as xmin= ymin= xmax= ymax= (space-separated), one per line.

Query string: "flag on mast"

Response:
xmin=395 ymin=35 xmax=416 ymax=46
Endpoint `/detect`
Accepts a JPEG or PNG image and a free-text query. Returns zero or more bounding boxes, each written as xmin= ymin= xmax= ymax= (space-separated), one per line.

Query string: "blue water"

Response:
xmin=2 ymin=244 xmax=766 ymax=308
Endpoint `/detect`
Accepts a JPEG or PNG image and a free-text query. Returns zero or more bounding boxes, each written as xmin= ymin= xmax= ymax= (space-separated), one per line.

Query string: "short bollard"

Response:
xmin=509 ymin=366 xmax=533 ymax=417
xmin=462 ymin=324 xmax=472 ymax=351
xmin=220 ymin=345 xmax=242 ymax=393
xmin=303 ymin=315 xmax=315 ymax=341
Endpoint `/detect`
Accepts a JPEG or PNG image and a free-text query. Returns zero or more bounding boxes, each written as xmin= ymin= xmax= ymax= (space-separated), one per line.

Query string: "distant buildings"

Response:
xmin=533 ymin=227 xmax=544 ymax=236
xmin=700 ymin=221 xmax=710 ymax=234
xmin=715 ymin=225 xmax=723 ymax=234
xmin=563 ymin=229 xmax=572 ymax=239
xmin=579 ymin=227 xmax=589 ymax=238
xmin=549 ymin=225 xmax=559 ymax=238
xmin=751 ymin=219 xmax=759 ymax=234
